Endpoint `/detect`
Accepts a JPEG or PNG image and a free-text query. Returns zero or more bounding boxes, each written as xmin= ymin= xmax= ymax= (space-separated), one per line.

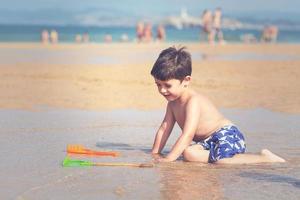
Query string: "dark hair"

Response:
xmin=150 ymin=46 xmax=192 ymax=81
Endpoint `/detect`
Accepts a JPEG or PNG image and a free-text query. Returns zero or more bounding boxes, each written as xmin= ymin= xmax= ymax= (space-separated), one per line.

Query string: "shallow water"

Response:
xmin=0 ymin=48 xmax=123 ymax=65
xmin=1 ymin=47 xmax=300 ymax=66
xmin=0 ymin=108 xmax=299 ymax=199
xmin=194 ymin=52 xmax=300 ymax=61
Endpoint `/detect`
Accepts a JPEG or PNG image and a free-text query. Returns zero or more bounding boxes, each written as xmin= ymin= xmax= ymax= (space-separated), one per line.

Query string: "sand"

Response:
xmin=1 ymin=43 xmax=300 ymax=199
xmin=0 ymin=42 xmax=299 ymax=113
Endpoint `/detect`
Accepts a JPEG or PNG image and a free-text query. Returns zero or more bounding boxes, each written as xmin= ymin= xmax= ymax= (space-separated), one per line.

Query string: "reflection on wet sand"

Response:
xmin=96 ymin=142 xmax=152 ymax=153
xmin=158 ymin=162 xmax=223 ymax=200
xmin=239 ymin=172 xmax=300 ymax=189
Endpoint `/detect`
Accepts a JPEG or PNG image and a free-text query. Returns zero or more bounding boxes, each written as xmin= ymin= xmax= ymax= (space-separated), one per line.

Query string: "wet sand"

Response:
xmin=0 ymin=108 xmax=299 ymax=199
xmin=0 ymin=42 xmax=300 ymax=199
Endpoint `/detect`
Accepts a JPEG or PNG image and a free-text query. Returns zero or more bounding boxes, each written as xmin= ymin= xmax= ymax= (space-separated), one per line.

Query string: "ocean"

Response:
xmin=1 ymin=24 xmax=300 ymax=43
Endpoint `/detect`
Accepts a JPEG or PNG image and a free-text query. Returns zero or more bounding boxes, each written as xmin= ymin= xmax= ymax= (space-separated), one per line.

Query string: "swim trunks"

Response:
xmin=198 ymin=125 xmax=246 ymax=163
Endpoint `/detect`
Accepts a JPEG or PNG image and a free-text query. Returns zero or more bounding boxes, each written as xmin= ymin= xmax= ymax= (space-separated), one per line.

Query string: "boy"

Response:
xmin=150 ymin=47 xmax=285 ymax=164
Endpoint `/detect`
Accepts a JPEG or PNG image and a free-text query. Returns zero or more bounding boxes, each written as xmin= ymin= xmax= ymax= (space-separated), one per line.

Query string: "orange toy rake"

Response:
xmin=67 ymin=144 xmax=119 ymax=157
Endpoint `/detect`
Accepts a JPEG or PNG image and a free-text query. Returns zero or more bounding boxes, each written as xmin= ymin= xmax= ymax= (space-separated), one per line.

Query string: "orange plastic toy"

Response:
xmin=67 ymin=144 xmax=119 ymax=157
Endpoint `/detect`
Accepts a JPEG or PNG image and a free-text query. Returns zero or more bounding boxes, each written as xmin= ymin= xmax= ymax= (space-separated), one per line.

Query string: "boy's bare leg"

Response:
xmin=216 ymin=149 xmax=286 ymax=164
xmin=183 ymin=146 xmax=285 ymax=164
xmin=183 ymin=144 xmax=210 ymax=163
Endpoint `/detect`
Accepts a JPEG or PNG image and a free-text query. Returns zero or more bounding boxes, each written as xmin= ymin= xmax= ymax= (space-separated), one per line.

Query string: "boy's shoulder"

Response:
xmin=186 ymin=92 xmax=204 ymax=108
xmin=187 ymin=90 xmax=209 ymax=103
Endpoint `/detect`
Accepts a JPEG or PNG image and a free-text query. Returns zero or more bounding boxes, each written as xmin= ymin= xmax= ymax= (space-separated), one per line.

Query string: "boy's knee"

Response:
xmin=183 ymin=145 xmax=209 ymax=162
xmin=183 ymin=146 xmax=194 ymax=161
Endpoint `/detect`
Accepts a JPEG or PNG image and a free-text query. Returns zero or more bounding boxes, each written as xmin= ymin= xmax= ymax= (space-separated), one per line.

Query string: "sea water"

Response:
xmin=1 ymin=24 xmax=300 ymax=43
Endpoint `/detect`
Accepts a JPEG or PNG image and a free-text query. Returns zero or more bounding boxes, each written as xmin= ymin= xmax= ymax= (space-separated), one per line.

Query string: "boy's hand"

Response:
xmin=152 ymin=153 xmax=174 ymax=163
xmin=151 ymin=153 xmax=163 ymax=160
xmin=156 ymin=157 xmax=173 ymax=162
xmin=152 ymin=153 xmax=164 ymax=164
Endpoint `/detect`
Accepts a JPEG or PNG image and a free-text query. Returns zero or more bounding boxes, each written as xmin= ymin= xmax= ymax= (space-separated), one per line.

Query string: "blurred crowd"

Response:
xmin=40 ymin=23 xmax=166 ymax=44
xmin=41 ymin=8 xmax=278 ymax=44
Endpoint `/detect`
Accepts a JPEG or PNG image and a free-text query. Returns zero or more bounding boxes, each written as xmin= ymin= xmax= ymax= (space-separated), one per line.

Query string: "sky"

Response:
xmin=1 ymin=0 xmax=300 ymax=25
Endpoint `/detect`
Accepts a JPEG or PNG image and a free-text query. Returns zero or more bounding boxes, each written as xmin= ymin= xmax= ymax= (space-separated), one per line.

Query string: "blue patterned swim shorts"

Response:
xmin=199 ymin=125 xmax=246 ymax=163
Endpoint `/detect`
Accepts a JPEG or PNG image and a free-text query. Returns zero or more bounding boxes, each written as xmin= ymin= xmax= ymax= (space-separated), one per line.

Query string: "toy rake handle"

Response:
xmin=93 ymin=162 xmax=154 ymax=168
xmin=91 ymin=151 xmax=119 ymax=156
xmin=67 ymin=150 xmax=119 ymax=157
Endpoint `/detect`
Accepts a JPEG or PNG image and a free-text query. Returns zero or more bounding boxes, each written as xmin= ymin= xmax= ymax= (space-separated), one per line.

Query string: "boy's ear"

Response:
xmin=184 ymin=76 xmax=191 ymax=82
xmin=183 ymin=76 xmax=191 ymax=87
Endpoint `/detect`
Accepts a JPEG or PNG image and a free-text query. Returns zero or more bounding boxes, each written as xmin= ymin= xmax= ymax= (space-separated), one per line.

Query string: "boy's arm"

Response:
xmin=161 ymin=97 xmax=201 ymax=162
xmin=151 ymin=103 xmax=175 ymax=154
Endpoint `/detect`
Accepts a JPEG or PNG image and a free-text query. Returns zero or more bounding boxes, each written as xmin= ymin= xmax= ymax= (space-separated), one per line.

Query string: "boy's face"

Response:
xmin=154 ymin=77 xmax=190 ymax=101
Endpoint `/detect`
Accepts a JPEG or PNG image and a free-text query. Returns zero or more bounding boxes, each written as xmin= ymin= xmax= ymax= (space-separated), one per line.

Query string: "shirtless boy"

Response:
xmin=150 ymin=46 xmax=285 ymax=164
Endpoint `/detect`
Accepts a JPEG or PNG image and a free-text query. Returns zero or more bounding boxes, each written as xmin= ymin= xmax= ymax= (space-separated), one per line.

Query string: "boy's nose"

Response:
xmin=160 ymin=87 xmax=167 ymax=94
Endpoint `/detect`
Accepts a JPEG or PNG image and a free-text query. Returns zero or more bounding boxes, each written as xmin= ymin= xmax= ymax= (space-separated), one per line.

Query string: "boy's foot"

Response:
xmin=261 ymin=149 xmax=286 ymax=163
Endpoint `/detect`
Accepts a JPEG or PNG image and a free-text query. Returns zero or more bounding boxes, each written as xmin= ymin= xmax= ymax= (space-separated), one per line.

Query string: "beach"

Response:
xmin=0 ymin=43 xmax=300 ymax=113
xmin=1 ymin=42 xmax=300 ymax=199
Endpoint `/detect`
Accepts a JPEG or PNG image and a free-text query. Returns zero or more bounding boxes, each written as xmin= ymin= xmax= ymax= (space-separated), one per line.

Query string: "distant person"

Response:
xmin=261 ymin=25 xmax=278 ymax=43
xmin=104 ymin=34 xmax=112 ymax=43
xmin=50 ymin=29 xmax=58 ymax=44
xmin=156 ymin=25 xmax=166 ymax=42
xmin=136 ymin=21 xmax=145 ymax=42
xmin=212 ymin=7 xmax=224 ymax=44
xmin=75 ymin=34 xmax=82 ymax=43
xmin=82 ymin=32 xmax=90 ymax=43
xmin=150 ymin=46 xmax=286 ymax=164
xmin=143 ymin=23 xmax=153 ymax=42
xmin=201 ymin=10 xmax=214 ymax=44
xmin=41 ymin=29 xmax=49 ymax=44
